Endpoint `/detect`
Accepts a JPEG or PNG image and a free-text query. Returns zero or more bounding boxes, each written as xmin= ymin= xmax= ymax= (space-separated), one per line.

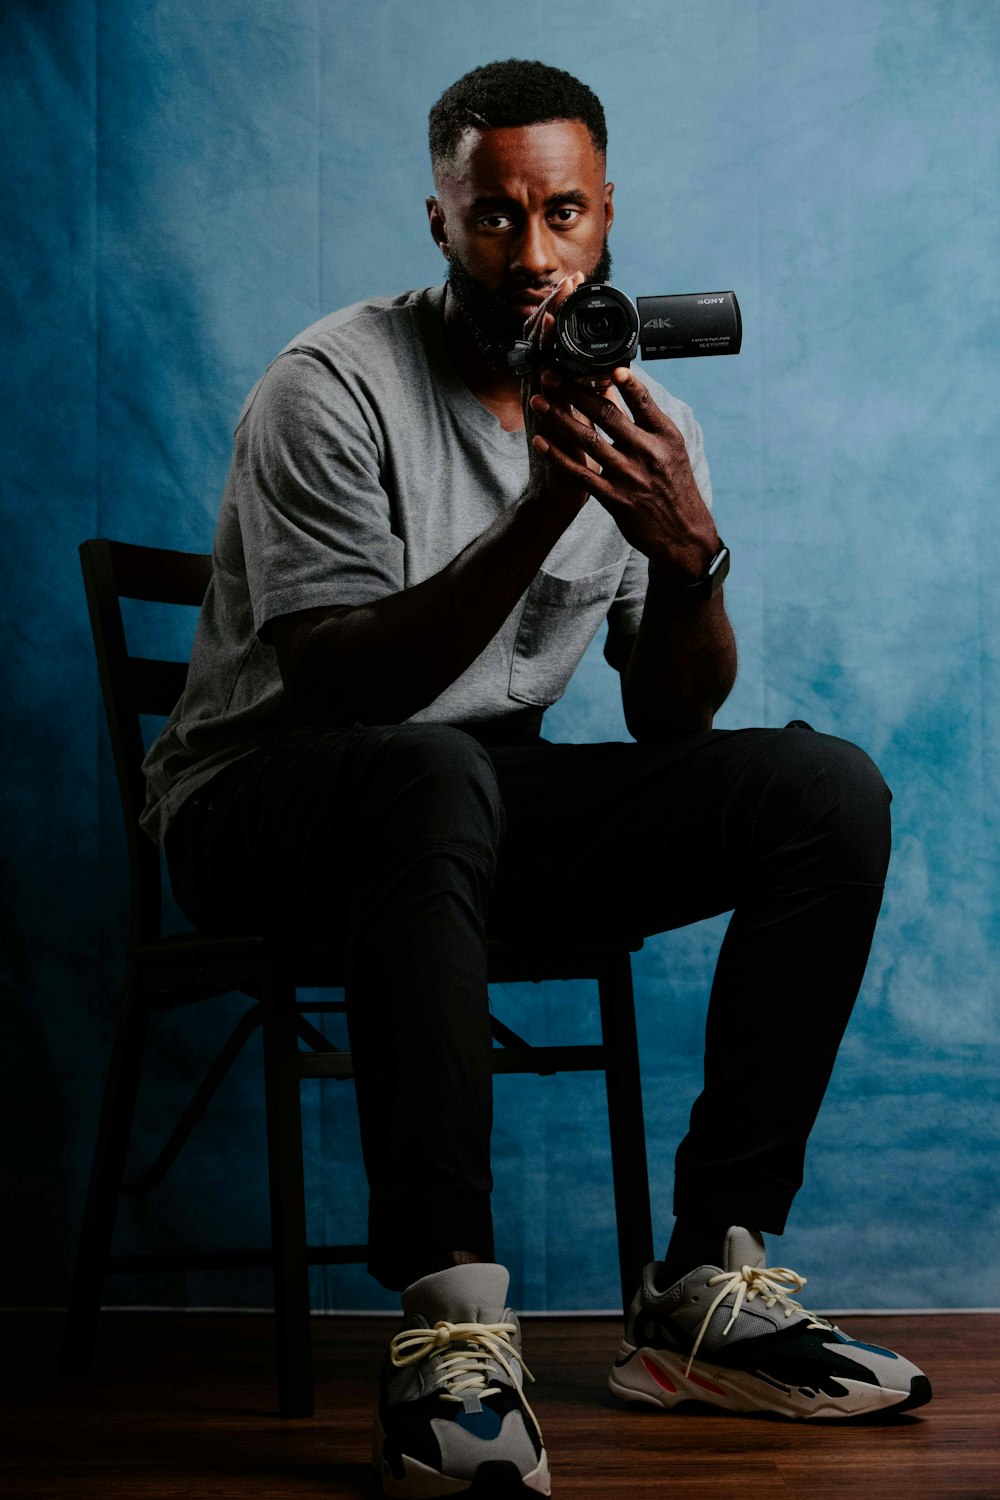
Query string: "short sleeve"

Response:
xmin=603 ymin=386 xmax=713 ymax=665
xmin=234 ymin=349 xmax=404 ymax=638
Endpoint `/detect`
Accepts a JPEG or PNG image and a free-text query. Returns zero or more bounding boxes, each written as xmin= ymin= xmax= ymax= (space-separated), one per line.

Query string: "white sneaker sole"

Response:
xmin=374 ymin=1409 xmax=551 ymax=1497
xmin=609 ymin=1341 xmax=920 ymax=1420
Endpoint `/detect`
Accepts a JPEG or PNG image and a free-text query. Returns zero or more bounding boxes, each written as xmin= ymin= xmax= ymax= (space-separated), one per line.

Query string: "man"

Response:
xmin=144 ymin=59 xmax=929 ymax=1500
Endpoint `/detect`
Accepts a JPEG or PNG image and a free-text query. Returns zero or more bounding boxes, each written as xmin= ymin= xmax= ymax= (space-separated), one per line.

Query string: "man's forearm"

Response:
xmin=288 ymin=486 xmax=580 ymax=725
xmin=527 ymin=368 xmax=737 ymax=736
xmin=621 ymin=579 xmax=737 ymax=739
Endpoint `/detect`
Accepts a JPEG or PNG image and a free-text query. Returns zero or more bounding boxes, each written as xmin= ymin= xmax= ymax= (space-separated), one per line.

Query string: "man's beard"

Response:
xmin=446 ymin=238 xmax=613 ymax=370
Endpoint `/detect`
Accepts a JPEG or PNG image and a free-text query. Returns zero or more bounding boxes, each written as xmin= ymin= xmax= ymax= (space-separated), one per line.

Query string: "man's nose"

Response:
xmin=511 ymin=219 xmax=558 ymax=280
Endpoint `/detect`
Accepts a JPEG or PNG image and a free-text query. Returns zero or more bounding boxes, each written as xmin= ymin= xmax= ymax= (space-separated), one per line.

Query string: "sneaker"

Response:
xmin=375 ymin=1262 xmax=550 ymax=1497
xmin=609 ymin=1226 xmax=932 ymax=1420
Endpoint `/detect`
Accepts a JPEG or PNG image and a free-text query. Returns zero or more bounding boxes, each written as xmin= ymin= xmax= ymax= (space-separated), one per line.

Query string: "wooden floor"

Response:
xmin=2 ymin=1310 xmax=997 ymax=1498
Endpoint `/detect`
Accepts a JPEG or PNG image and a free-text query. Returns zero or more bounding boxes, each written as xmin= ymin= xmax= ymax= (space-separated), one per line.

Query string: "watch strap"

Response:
xmin=650 ymin=541 xmax=730 ymax=602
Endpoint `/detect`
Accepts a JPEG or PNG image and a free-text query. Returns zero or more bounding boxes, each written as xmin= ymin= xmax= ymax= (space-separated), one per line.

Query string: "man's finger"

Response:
xmin=540 ymin=273 xmax=586 ymax=350
xmin=554 ymin=380 xmax=635 ymax=445
xmin=529 ymin=393 xmax=626 ymax=472
xmin=610 ymin=366 xmax=671 ymax=434
xmin=524 ymin=271 xmax=586 ymax=345
xmin=530 ymin=398 xmax=628 ymax=481
xmin=531 ymin=433 xmax=619 ymax=505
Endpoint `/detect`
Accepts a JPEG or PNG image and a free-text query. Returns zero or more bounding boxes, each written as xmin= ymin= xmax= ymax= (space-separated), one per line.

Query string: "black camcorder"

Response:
xmin=508 ymin=281 xmax=742 ymax=379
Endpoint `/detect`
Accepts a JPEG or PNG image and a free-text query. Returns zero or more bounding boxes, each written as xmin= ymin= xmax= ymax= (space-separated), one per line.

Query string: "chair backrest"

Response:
xmin=79 ymin=539 xmax=212 ymax=948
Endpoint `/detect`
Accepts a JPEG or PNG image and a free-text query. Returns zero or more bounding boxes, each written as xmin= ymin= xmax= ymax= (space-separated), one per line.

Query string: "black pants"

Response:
xmin=164 ymin=723 xmax=891 ymax=1291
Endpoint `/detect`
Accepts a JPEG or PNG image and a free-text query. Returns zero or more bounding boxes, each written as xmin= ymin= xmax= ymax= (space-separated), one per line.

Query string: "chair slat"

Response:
xmin=108 ymin=540 xmax=212 ymax=606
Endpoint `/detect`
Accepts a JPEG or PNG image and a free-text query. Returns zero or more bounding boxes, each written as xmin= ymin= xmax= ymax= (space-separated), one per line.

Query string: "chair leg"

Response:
xmin=598 ymin=952 xmax=654 ymax=1316
xmin=62 ymin=974 xmax=150 ymax=1375
xmin=261 ymin=976 xmax=313 ymax=1417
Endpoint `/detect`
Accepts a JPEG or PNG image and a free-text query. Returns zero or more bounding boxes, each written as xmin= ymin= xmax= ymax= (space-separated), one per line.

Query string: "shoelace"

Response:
xmin=685 ymin=1263 xmax=835 ymax=1376
xmin=389 ymin=1319 xmax=543 ymax=1442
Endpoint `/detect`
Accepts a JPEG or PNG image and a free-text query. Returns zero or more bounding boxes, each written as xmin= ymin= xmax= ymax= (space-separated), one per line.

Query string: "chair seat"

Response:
xmin=135 ymin=928 xmax=646 ymax=1002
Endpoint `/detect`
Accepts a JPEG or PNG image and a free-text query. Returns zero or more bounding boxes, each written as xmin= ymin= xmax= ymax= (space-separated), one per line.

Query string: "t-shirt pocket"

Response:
xmin=508 ymin=560 xmax=627 ymax=707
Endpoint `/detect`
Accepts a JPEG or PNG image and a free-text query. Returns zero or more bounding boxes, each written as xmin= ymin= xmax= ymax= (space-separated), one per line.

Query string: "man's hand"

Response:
xmin=528 ymin=363 xmax=736 ymax=736
xmin=528 ymin=366 xmax=721 ymax=581
xmin=518 ymin=272 xmax=601 ymax=517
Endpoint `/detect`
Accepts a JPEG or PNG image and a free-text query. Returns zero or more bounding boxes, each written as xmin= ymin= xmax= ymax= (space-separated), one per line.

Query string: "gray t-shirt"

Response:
xmin=141 ymin=285 xmax=712 ymax=843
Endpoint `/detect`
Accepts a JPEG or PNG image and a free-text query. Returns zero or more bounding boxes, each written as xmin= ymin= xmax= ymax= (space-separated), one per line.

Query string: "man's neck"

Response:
xmin=442 ymin=284 xmax=525 ymax=433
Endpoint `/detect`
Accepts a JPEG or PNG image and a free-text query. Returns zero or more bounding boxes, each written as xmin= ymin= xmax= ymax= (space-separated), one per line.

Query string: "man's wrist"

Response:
xmin=647 ymin=539 xmax=730 ymax=603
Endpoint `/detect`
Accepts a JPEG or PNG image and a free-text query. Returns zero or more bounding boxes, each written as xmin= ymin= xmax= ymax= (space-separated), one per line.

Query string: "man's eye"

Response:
xmin=480 ymin=214 xmax=513 ymax=231
xmin=550 ymin=208 xmax=582 ymax=225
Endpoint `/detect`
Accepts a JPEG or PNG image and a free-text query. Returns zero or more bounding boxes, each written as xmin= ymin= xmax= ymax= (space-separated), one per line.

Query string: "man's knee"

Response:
xmin=789 ymin=728 xmax=889 ymax=815
xmin=748 ymin=728 xmax=891 ymax=883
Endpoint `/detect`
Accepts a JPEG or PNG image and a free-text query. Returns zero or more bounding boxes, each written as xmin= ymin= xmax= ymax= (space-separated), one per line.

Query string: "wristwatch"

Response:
xmin=650 ymin=541 xmax=731 ymax=602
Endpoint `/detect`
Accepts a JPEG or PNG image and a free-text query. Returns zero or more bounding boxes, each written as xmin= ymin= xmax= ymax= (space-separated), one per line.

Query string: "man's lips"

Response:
xmin=506 ymin=290 xmax=555 ymax=312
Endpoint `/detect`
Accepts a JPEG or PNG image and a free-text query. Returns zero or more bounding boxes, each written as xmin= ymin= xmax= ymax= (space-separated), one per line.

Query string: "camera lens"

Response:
xmin=554 ymin=283 xmax=640 ymax=374
xmin=579 ymin=308 xmax=623 ymax=344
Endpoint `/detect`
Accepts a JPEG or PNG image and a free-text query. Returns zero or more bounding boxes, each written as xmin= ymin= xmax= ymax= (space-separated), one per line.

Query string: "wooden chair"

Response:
xmin=63 ymin=537 xmax=654 ymax=1416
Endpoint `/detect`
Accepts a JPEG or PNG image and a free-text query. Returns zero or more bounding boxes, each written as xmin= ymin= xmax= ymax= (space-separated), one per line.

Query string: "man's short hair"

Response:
xmin=429 ymin=59 xmax=607 ymax=177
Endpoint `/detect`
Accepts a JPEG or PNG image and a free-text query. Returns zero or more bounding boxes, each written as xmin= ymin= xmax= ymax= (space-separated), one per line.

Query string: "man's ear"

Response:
xmin=426 ymin=196 xmax=450 ymax=258
xmin=604 ymin=182 xmax=615 ymax=235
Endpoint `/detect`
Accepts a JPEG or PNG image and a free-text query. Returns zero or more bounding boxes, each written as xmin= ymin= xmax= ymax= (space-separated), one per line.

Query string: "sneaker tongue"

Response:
xmin=402 ymin=1262 xmax=511 ymax=1325
xmin=721 ymin=1226 xmax=766 ymax=1272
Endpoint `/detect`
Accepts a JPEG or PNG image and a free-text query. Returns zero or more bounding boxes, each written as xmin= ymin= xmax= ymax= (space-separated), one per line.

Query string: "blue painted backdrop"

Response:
xmin=2 ymin=0 xmax=997 ymax=1312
